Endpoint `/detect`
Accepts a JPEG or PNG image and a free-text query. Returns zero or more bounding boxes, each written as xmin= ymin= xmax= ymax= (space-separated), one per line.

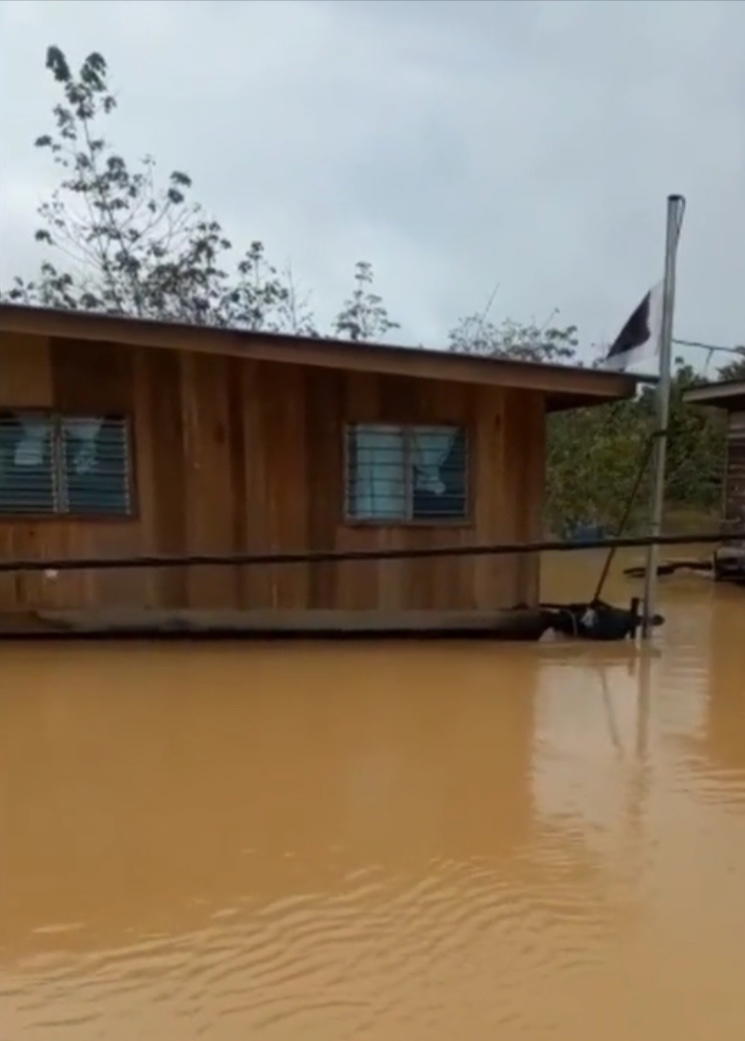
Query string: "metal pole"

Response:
xmin=642 ymin=194 xmax=685 ymax=636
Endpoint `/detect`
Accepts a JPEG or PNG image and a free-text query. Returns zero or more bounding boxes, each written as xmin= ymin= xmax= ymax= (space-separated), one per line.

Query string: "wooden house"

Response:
xmin=684 ymin=380 xmax=745 ymax=532
xmin=684 ymin=380 xmax=745 ymax=581
xmin=0 ymin=304 xmax=643 ymax=634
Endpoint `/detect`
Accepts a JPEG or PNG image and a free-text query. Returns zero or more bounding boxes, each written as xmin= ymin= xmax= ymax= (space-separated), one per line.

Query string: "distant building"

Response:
xmin=684 ymin=380 xmax=745 ymax=532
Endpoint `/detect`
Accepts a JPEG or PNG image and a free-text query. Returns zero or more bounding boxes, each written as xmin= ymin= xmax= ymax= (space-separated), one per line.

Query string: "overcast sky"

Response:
xmin=1 ymin=0 xmax=744 ymax=365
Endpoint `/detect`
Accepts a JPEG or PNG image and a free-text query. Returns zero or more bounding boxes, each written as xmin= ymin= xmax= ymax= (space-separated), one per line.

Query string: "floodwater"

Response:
xmin=2 ymin=553 xmax=745 ymax=1040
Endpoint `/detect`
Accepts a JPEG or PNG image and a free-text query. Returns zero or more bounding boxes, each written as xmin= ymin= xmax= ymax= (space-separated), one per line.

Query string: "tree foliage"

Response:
xmin=449 ymin=311 xmax=578 ymax=363
xmin=333 ymin=261 xmax=399 ymax=342
xmin=2 ymin=47 xmax=397 ymax=342
xmin=717 ymin=348 xmax=745 ymax=381
xmin=449 ymin=310 xmax=726 ymax=533
xmin=546 ymin=362 xmax=725 ymax=533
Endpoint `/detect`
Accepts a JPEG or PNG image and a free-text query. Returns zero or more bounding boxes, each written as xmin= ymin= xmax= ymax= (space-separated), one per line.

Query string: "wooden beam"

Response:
xmin=31 ymin=607 xmax=547 ymax=638
xmin=684 ymin=382 xmax=745 ymax=410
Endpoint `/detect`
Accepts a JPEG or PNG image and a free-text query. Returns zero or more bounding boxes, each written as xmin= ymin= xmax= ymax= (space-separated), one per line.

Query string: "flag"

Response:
xmin=603 ymin=282 xmax=663 ymax=371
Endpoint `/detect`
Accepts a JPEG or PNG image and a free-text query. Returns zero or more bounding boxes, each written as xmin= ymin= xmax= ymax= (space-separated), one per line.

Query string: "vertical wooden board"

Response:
xmin=401 ymin=378 xmax=434 ymax=609
xmin=422 ymin=381 xmax=461 ymax=607
xmin=419 ymin=378 xmax=471 ymax=609
xmin=517 ymin=392 xmax=545 ymax=605
xmin=46 ymin=337 xmax=137 ymax=608
xmin=60 ymin=523 xmax=93 ymax=607
xmin=335 ymin=371 xmax=380 ymax=609
xmin=500 ymin=389 xmax=530 ymax=606
xmin=11 ymin=522 xmax=75 ymax=609
xmin=472 ymin=386 xmax=507 ymax=608
xmin=0 ymin=525 xmax=19 ymax=608
xmin=0 ymin=334 xmax=56 ymax=610
xmin=129 ymin=349 xmax=158 ymax=606
xmin=147 ymin=349 xmax=187 ymax=607
xmin=375 ymin=375 xmax=412 ymax=608
xmin=227 ymin=356 xmax=249 ymax=607
xmin=306 ymin=367 xmax=345 ymax=608
xmin=0 ymin=334 xmax=53 ymax=407
xmin=506 ymin=390 xmax=543 ymax=606
xmin=255 ymin=362 xmax=283 ymax=608
xmin=344 ymin=370 xmax=381 ymax=424
xmin=378 ymin=373 xmax=417 ymax=422
xmin=425 ymin=524 xmax=466 ymax=610
xmin=51 ymin=338 xmax=134 ymax=413
xmin=497 ymin=389 xmax=545 ymax=607
xmin=263 ymin=363 xmax=309 ymax=609
xmin=725 ymin=414 xmax=745 ymax=528
xmin=239 ymin=360 xmax=273 ymax=607
xmin=180 ymin=352 xmax=235 ymax=608
xmin=82 ymin=521 xmax=150 ymax=607
xmin=78 ymin=348 xmax=153 ymax=608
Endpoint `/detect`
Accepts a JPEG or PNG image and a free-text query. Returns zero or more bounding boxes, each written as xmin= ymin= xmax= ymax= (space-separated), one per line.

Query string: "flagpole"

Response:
xmin=642 ymin=193 xmax=685 ymax=637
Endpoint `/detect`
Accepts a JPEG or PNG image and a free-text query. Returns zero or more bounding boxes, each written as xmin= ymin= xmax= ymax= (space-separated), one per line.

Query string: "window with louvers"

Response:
xmin=345 ymin=424 xmax=468 ymax=522
xmin=0 ymin=412 xmax=132 ymax=517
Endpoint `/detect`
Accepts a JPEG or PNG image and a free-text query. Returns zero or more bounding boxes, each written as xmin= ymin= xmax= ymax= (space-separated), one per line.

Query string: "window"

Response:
xmin=0 ymin=412 xmax=132 ymax=516
xmin=345 ymin=424 xmax=467 ymax=522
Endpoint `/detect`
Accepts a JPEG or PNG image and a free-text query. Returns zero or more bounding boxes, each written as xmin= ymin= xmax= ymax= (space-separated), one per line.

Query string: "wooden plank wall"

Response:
xmin=725 ymin=411 xmax=745 ymax=530
xmin=0 ymin=332 xmax=546 ymax=612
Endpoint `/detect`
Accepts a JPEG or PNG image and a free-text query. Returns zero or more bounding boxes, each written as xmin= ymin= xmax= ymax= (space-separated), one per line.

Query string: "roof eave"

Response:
xmin=683 ymin=382 xmax=745 ymax=410
xmin=0 ymin=303 xmax=646 ymax=408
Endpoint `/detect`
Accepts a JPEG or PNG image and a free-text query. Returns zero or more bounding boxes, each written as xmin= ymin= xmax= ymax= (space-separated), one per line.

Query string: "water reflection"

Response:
xmin=2 ymin=554 xmax=745 ymax=1038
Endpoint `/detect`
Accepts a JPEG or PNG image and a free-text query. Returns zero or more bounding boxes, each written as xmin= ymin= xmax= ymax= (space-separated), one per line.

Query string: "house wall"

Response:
xmin=724 ymin=411 xmax=745 ymax=530
xmin=0 ymin=332 xmax=545 ymax=612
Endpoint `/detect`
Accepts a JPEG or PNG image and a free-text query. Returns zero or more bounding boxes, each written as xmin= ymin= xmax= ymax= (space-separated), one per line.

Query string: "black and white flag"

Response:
xmin=603 ymin=282 xmax=663 ymax=371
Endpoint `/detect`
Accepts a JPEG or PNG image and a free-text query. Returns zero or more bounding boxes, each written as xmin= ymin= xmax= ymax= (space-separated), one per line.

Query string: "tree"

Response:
xmin=333 ymin=261 xmax=399 ymax=342
xmin=275 ymin=264 xmax=317 ymax=337
xmin=546 ymin=395 xmax=650 ymax=534
xmin=717 ymin=348 xmax=745 ymax=381
xmin=3 ymin=47 xmax=300 ymax=329
xmin=448 ymin=312 xmax=578 ymax=363
xmin=3 ymin=46 xmax=401 ymax=341
xmin=447 ymin=307 xmax=725 ymax=533
xmin=546 ymin=362 xmax=725 ymax=535
xmin=662 ymin=362 xmax=726 ymax=508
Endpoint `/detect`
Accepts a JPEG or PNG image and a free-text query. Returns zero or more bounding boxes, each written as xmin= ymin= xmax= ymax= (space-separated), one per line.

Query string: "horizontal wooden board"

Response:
xmin=32 ymin=607 xmax=546 ymax=636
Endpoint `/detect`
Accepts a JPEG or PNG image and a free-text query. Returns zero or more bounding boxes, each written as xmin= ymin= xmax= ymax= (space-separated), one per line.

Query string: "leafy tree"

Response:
xmin=3 ymin=46 xmax=401 ymax=344
xmin=663 ymin=362 xmax=726 ymax=507
xmin=546 ymin=362 xmax=725 ymax=534
xmin=546 ymin=400 xmax=643 ymax=534
xmin=447 ymin=308 xmax=725 ymax=533
xmin=333 ymin=261 xmax=399 ymax=342
xmin=448 ymin=312 xmax=578 ymax=363
xmin=2 ymin=45 xmax=297 ymax=324
xmin=717 ymin=348 xmax=745 ymax=381
xmin=4 ymin=46 xmax=401 ymax=342
xmin=276 ymin=265 xmax=317 ymax=337
xmin=3 ymin=47 xmax=295 ymax=328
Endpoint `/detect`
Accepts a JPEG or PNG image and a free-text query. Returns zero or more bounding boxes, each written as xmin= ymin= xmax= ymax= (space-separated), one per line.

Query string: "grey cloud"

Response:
xmin=2 ymin=0 xmax=745 ymax=363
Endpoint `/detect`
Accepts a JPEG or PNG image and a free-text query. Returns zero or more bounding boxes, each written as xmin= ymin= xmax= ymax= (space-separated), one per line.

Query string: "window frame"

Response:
xmin=343 ymin=421 xmax=473 ymax=527
xmin=0 ymin=407 xmax=137 ymax=522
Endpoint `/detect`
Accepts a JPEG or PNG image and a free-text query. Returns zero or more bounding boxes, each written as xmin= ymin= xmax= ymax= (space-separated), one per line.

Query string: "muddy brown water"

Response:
xmin=2 ymin=552 xmax=745 ymax=1039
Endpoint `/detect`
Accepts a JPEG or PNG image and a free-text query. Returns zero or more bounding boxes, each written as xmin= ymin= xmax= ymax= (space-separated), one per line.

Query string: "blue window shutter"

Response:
xmin=0 ymin=413 xmax=56 ymax=514
xmin=62 ymin=416 xmax=132 ymax=515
